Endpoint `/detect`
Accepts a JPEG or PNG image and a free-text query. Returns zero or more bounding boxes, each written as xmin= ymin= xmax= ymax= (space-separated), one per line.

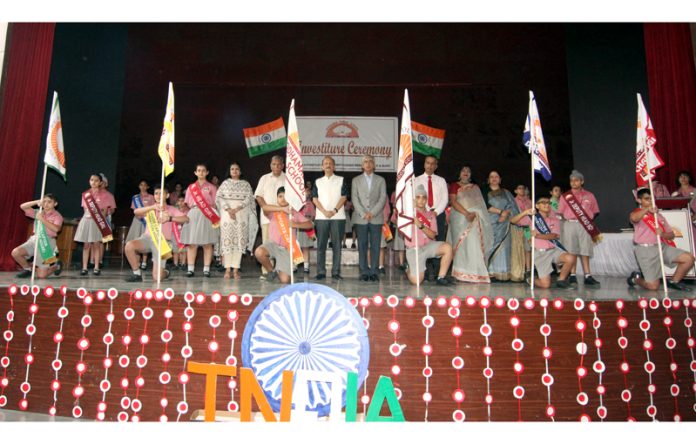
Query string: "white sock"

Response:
xmin=203 ymin=266 xmax=210 ymax=273
xmin=188 ymin=265 xmax=194 ymax=272
xmin=133 ymin=269 xmax=142 ymax=276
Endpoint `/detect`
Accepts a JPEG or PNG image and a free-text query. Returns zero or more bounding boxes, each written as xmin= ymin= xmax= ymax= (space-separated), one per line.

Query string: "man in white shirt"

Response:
xmin=415 ymin=155 xmax=449 ymax=279
xmin=254 ymin=155 xmax=286 ymax=276
xmin=312 ymin=156 xmax=348 ymax=280
xmin=351 ymin=155 xmax=387 ymax=282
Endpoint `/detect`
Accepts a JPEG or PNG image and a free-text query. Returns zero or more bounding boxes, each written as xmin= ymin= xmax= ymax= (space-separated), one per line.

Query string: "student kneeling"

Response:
xmin=255 ymin=187 xmax=314 ymax=284
xmin=627 ymin=188 xmax=694 ymax=292
xmin=404 ymin=185 xmax=452 ymax=286
xmin=125 ymin=186 xmax=189 ymax=282
xmin=511 ymin=197 xmax=576 ymax=289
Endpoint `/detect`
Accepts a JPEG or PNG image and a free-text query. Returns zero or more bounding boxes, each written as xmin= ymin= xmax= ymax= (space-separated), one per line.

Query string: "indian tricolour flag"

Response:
xmin=411 ymin=121 xmax=445 ymax=159
xmin=243 ymin=117 xmax=287 ymax=158
xmin=44 ymin=91 xmax=66 ymax=180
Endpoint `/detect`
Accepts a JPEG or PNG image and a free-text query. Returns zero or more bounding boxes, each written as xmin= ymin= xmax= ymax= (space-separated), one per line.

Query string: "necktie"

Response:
xmin=427 ymin=175 xmax=434 ymax=208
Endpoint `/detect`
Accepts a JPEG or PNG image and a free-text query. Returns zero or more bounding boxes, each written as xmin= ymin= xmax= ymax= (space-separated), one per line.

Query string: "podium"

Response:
xmin=656 ymin=197 xmax=696 ymax=278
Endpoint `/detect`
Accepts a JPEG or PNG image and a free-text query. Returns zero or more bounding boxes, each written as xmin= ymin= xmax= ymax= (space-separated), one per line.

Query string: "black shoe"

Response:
xmin=203 ymin=271 xmax=211 ymax=278
xmin=568 ymin=275 xmax=577 ymax=284
xmin=555 ymin=278 xmax=570 ymax=288
xmin=15 ymin=269 xmax=31 ymax=278
xmin=360 ymin=274 xmax=369 ymax=282
xmin=378 ymin=267 xmax=386 ymax=275
xmin=186 ymin=270 xmax=195 ymax=278
xmin=53 ymin=260 xmax=62 ymax=276
xmin=668 ymin=280 xmax=690 ymax=292
xmin=93 ymin=269 xmax=101 ymax=276
xmin=584 ymin=275 xmax=600 ymax=286
xmin=315 ymin=273 xmax=326 ymax=280
xmin=267 ymin=271 xmax=278 ymax=282
xmin=436 ymin=277 xmax=450 ymax=286
xmin=369 ymin=274 xmax=379 ymax=282
xmin=80 ymin=269 xmax=88 ymax=276
xmin=397 ymin=263 xmax=407 ymax=271
xmin=163 ymin=269 xmax=171 ymax=280
xmin=332 ymin=274 xmax=343 ymax=280
xmin=140 ymin=262 xmax=147 ymax=270
xmin=627 ymin=271 xmax=641 ymax=288
xmin=125 ymin=273 xmax=143 ymax=282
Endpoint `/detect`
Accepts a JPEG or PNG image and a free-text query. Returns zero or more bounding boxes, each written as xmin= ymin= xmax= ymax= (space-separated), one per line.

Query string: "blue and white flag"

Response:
xmin=523 ymin=91 xmax=552 ymax=181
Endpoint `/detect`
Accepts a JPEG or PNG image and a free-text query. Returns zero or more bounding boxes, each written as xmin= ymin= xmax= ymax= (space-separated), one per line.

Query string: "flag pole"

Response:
xmin=411 ymin=175 xmax=420 ymax=296
xmin=647 ymin=167 xmax=669 ymax=296
xmin=530 ymin=144 xmax=536 ymax=293
xmin=30 ymin=164 xmax=49 ymax=287
xmin=156 ymin=163 xmax=166 ymax=289
xmin=289 ymin=207 xmax=295 ymax=285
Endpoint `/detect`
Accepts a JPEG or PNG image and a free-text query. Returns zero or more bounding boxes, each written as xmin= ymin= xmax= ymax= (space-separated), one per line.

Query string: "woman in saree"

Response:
xmin=448 ymin=165 xmax=493 ymax=283
xmin=216 ymin=162 xmax=254 ymax=279
xmin=482 ymin=171 xmax=520 ymax=282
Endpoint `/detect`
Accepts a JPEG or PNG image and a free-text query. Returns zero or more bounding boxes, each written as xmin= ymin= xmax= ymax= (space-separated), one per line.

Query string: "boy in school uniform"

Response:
xmin=124 ymin=186 xmax=189 ymax=282
xmin=627 ymin=188 xmax=694 ymax=292
xmin=404 ymin=184 xmax=452 ymax=286
xmin=254 ymin=187 xmax=314 ymax=284
xmin=557 ymin=170 xmax=601 ymax=286
xmin=12 ymin=194 xmax=63 ymax=278
xmin=511 ymin=196 xmax=577 ymax=289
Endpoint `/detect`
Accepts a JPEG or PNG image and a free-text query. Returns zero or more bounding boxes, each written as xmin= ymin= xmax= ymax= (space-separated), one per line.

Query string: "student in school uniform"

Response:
xmin=511 ymin=197 xmax=577 ymax=289
xmin=180 ymin=163 xmax=220 ymax=278
xmin=627 ymin=187 xmax=695 ymax=292
xmin=254 ymin=187 xmax=314 ymax=284
xmin=12 ymin=194 xmax=64 ymax=278
xmin=95 ymin=173 xmax=116 ymax=269
xmin=74 ymin=173 xmax=116 ymax=276
xmin=125 ymin=180 xmax=156 ymax=270
xmin=404 ymin=185 xmax=453 ymax=286
xmin=557 ymin=170 xmax=601 ymax=287
xmin=124 ymin=186 xmax=189 ymax=282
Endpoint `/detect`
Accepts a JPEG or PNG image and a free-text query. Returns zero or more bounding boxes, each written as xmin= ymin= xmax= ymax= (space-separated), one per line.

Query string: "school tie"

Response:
xmin=427 ymin=175 xmax=434 ymax=208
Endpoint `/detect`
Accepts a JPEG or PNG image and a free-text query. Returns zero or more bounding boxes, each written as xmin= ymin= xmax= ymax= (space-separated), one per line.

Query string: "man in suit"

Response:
xmin=351 ymin=155 xmax=387 ymax=281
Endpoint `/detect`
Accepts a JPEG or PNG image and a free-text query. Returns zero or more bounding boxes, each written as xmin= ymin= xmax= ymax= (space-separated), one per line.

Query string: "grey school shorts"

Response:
xmin=406 ymin=241 xmax=445 ymax=278
xmin=534 ymin=248 xmax=564 ymax=279
xmin=260 ymin=241 xmax=292 ymax=276
xmin=561 ymin=220 xmax=594 ymax=257
xmin=18 ymin=235 xmax=58 ymax=269
xmin=634 ymin=243 xmax=688 ymax=282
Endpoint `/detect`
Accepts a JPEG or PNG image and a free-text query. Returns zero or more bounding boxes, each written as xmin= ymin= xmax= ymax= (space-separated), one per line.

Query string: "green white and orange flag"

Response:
xmin=157 ymin=82 xmax=175 ymax=177
xmin=243 ymin=117 xmax=287 ymax=158
xmin=411 ymin=121 xmax=445 ymax=159
xmin=44 ymin=91 xmax=66 ymax=180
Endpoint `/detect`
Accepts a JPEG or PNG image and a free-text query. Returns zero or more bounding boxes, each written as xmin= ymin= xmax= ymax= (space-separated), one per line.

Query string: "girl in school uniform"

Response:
xmin=74 ymin=173 xmax=116 ymax=276
xmin=180 ymin=163 xmax=220 ymax=278
xmin=125 ymin=179 xmax=155 ymax=270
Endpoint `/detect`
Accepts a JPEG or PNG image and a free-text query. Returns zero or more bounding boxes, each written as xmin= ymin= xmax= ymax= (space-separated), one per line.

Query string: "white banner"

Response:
xmin=296 ymin=116 xmax=398 ymax=172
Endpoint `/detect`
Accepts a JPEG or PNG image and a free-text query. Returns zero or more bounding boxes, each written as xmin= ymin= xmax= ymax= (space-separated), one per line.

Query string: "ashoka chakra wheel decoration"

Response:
xmin=242 ymin=283 xmax=370 ymax=417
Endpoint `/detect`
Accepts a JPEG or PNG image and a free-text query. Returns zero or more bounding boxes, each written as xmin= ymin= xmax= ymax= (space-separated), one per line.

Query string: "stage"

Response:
xmin=0 ymin=264 xmax=678 ymax=303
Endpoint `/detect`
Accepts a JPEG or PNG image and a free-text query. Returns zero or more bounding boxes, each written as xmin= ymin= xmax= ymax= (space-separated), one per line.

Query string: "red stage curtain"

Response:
xmin=644 ymin=24 xmax=696 ymax=188
xmin=0 ymin=23 xmax=55 ymax=271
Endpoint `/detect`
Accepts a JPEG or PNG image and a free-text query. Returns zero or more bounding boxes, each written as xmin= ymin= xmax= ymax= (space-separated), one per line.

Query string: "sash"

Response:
xmin=172 ymin=222 xmax=185 ymax=249
xmin=83 ymin=191 xmax=113 ymax=242
xmin=189 ymin=182 xmax=220 ymax=228
xmin=274 ymin=212 xmax=304 ymax=265
xmin=382 ymin=223 xmax=393 ymax=242
xmin=35 ymin=218 xmax=57 ymax=265
xmin=301 ymin=203 xmax=316 ymax=240
xmin=637 ymin=209 xmax=676 ymax=248
xmin=561 ymin=191 xmax=601 ymax=242
xmin=533 ymin=213 xmax=566 ymax=252
xmin=145 ymin=210 xmax=173 ymax=260
xmin=132 ymin=194 xmax=146 ymax=227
